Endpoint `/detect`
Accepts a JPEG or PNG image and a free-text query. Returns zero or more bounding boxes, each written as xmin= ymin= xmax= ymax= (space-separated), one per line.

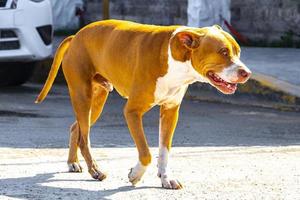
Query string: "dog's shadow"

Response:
xmin=0 ymin=172 xmax=162 ymax=199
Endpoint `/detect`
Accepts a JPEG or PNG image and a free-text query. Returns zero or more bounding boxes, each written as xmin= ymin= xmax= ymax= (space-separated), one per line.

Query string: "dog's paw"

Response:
xmin=128 ymin=162 xmax=147 ymax=185
xmin=159 ymin=174 xmax=183 ymax=190
xmin=68 ymin=162 xmax=83 ymax=173
xmin=89 ymin=168 xmax=107 ymax=181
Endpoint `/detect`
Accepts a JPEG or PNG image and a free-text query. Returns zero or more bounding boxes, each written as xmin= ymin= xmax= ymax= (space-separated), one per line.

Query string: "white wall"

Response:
xmin=187 ymin=0 xmax=231 ymax=31
xmin=50 ymin=0 xmax=83 ymax=30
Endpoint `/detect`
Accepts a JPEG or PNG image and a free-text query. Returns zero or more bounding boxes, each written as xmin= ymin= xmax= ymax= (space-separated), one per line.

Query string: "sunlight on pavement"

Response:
xmin=1 ymin=147 xmax=299 ymax=199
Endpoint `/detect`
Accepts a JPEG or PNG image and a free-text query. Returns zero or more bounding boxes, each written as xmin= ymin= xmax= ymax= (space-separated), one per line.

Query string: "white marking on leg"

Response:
xmin=157 ymin=145 xmax=182 ymax=189
xmin=158 ymin=146 xmax=169 ymax=177
xmin=128 ymin=161 xmax=147 ymax=185
xmin=157 ymin=143 xmax=173 ymax=188
xmin=157 ymin=119 xmax=183 ymax=189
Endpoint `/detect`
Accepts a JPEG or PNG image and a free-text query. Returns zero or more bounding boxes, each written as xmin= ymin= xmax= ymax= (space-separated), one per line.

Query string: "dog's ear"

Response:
xmin=176 ymin=31 xmax=203 ymax=50
xmin=170 ymin=30 xmax=205 ymax=62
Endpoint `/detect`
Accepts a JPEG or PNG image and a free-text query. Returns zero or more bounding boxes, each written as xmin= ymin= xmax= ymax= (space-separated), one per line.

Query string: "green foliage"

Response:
xmin=243 ymin=30 xmax=300 ymax=48
xmin=279 ymin=30 xmax=299 ymax=47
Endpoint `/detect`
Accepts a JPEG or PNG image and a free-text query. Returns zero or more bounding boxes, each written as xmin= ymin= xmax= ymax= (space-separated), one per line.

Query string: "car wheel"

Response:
xmin=0 ymin=62 xmax=36 ymax=86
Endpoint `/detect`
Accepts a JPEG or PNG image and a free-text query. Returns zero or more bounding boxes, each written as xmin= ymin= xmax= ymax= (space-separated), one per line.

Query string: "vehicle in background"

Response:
xmin=0 ymin=0 xmax=53 ymax=86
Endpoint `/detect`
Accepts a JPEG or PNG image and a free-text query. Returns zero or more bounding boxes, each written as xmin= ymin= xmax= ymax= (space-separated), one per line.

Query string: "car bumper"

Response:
xmin=0 ymin=0 xmax=53 ymax=62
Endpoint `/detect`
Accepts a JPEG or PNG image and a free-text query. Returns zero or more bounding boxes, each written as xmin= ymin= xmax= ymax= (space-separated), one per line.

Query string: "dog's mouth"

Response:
xmin=207 ymin=71 xmax=237 ymax=94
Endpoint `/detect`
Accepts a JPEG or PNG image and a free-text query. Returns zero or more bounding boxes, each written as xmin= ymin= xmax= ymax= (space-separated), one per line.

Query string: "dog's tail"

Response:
xmin=35 ymin=36 xmax=73 ymax=103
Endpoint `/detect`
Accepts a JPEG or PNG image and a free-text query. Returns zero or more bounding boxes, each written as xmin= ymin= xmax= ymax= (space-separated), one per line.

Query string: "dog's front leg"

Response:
xmin=124 ymin=101 xmax=152 ymax=185
xmin=158 ymin=104 xmax=183 ymax=189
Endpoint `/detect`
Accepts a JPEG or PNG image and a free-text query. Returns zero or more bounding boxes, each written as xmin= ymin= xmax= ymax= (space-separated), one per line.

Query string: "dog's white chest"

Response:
xmin=154 ymin=47 xmax=207 ymax=107
xmin=154 ymin=77 xmax=189 ymax=107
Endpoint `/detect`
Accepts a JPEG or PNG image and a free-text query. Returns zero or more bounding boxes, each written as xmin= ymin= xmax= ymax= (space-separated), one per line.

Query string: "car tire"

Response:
xmin=0 ymin=62 xmax=36 ymax=86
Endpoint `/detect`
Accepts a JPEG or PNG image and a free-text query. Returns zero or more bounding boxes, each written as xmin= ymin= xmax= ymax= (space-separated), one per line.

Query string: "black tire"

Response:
xmin=0 ymin=62 xmax=36 ymax=86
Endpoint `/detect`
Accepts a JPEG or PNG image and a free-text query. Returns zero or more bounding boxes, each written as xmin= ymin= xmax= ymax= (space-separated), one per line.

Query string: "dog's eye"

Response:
xmin=219 ymin=48 xmax=229 ymax=57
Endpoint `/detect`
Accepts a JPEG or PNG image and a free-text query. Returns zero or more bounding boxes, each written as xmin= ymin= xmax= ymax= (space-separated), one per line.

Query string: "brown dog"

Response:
xmin=36 ymin=20 xmax=251 ymax=189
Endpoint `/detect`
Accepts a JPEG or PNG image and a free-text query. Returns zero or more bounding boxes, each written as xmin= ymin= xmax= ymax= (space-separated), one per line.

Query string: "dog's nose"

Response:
xmin=238 ymin=69 xmax=251 ymax=79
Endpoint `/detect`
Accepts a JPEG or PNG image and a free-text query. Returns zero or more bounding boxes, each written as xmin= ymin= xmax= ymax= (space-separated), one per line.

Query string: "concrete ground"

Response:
xmin=0 ymin=84 xmax=300 ymax=199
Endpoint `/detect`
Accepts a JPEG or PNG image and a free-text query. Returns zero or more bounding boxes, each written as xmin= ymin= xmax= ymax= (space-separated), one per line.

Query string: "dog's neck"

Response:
xmin=153 ymin=46 xmax=207 ymax=106
xmin=166 ymin=46 xmax=208 ymax=86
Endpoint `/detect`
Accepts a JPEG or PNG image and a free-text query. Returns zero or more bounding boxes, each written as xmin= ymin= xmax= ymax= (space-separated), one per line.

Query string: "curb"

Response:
xmin=187 ymin=73 xmax=300 ymax=111
xmin=31 ymin=59 xmax=300 ymax=111
xmin=251 ymin=73 xmax=300 ymax=99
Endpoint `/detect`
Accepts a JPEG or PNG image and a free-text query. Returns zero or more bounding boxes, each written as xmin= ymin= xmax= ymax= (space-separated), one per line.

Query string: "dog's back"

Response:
xmin=64 ymin=20 xmax=179 ymax=97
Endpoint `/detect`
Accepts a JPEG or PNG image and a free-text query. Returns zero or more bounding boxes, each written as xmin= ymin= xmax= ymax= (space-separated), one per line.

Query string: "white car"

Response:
xmin=0 ymin=0 xmax=53 ymax=85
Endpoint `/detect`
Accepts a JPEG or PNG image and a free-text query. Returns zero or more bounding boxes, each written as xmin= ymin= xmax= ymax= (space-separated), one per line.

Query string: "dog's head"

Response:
xmin=170 ymin=25 xmax=251 ymax=94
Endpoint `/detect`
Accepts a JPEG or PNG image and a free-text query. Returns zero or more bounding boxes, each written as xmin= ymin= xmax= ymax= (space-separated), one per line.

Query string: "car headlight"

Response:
xmin=10 ymin=0 xmax=18 ymax=9
xmin=29 ymin=0 xmax=45 ymax=2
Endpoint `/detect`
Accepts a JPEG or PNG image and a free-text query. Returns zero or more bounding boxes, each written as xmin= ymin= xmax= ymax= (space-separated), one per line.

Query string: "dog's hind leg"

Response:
xmin=90 ymin=74 xmax=110 ymax=125
xmin=67 ymin=79 xmax=107 ymax=181
xmin=68 ymin=85 xmax=108 ymax=172
xmin=67 ymin=121 xmax=82 ymax=172
xmin=67 ymin=83 xmax=109 ymax=176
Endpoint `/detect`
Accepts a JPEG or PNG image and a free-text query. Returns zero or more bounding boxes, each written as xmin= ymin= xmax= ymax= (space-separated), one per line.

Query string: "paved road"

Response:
xmin=0 ymin=84 xmax=300 ymax=199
